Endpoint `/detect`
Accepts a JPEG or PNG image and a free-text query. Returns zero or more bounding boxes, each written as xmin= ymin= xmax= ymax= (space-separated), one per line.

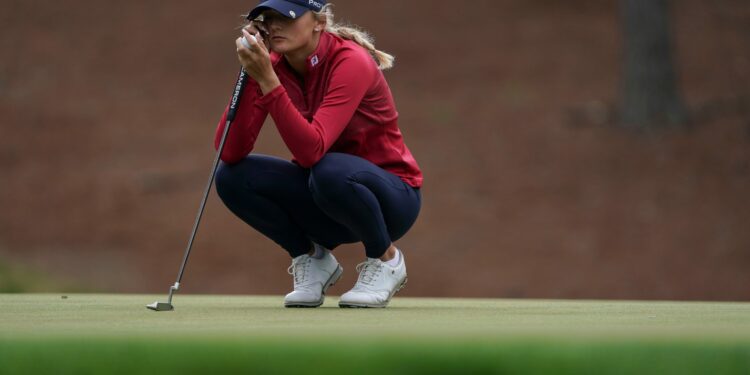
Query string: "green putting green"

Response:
xmin=1 ymin=294 xmax=749 ymax=374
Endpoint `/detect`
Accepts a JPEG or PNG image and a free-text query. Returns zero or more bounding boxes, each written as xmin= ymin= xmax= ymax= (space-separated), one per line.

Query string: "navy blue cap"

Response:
xmin=247 ymin=0 xmax=326 ymax=20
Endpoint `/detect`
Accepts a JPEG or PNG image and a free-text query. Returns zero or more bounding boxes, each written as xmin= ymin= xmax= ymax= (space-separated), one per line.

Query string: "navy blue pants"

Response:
xmin=215 ymin=153 xmax=421 ymax=259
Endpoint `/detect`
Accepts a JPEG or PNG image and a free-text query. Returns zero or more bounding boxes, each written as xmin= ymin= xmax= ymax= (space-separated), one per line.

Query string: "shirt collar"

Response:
xmin=305 ymin=31 xmax=332 ymax=71
xmin=271 ymin=32 xmax=333 ymax=76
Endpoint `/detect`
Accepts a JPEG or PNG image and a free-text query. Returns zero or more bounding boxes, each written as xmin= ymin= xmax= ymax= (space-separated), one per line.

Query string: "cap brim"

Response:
xmin=247 ymin=0 xmax=310 ymax=20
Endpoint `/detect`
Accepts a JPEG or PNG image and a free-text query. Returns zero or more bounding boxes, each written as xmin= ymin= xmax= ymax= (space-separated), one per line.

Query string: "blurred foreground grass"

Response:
xmin=1 ymin=294 xmax=749 ymax=374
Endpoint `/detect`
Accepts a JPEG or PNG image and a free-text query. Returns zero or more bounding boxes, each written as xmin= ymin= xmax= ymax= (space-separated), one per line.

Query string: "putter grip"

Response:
xmin=225 ymin=69 xmax=249 ymax=122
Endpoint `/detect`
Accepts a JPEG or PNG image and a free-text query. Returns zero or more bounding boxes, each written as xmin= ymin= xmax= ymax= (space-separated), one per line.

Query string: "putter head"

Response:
xmin=147 ymin=283 xmax=180 ymax=311
xmin=146 ymin=301 xmax=174 ymax=311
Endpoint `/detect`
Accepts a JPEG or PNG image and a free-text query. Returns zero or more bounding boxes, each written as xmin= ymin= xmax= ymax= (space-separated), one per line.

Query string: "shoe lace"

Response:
xmin=287 ymin=256 xmax=311 ymax=286
xmin=354 ymin=259 xmax=383 ymax=287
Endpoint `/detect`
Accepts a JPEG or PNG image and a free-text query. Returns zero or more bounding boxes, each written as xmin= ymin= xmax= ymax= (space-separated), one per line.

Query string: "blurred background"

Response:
xmin=1 ymin=0 xmax=748 ymax=300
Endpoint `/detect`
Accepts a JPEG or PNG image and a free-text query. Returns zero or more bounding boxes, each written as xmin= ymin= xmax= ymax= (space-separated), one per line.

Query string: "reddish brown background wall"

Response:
xmin=1 ymin=0 xmax=749 ymax=300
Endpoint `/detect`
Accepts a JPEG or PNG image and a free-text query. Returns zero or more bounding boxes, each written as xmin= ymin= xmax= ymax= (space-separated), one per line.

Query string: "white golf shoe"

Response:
xmin=338 ymin=251 xmax=407 ymax=308
xmin=284 ymin=250 xmax=343 ymax=308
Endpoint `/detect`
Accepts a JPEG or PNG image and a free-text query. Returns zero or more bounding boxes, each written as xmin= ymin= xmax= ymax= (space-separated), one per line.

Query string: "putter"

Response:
xmin=147 ymin=68 xmax=249 ymax=312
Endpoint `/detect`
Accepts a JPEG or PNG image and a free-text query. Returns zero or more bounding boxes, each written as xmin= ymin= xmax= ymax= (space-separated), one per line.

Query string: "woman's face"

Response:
xmin=258 ymin=10 xmax=323 ymax=54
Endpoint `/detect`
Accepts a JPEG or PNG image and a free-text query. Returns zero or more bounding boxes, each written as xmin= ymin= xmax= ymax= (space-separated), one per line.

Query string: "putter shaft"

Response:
xmin=148 ymin=69 xmax=248 ymax=311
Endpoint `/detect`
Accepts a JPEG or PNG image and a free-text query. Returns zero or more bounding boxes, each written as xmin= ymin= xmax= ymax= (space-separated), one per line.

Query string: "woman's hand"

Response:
xmin=236 ymin=27 xmax=280 ymax=95
xmin=245 ymin=21 xmax=270 ymax=49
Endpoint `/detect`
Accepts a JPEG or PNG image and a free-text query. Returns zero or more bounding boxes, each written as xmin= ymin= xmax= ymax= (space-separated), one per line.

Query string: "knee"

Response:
xmin=214 ymin=162 xmax=240 ymax=202
xmin=215 ymin=157 xmax=263 ymax=204
xmin=309 ymin=153 xmax=352 ymax=198
xmin=215 ymin=155 xmax=270 ymax=195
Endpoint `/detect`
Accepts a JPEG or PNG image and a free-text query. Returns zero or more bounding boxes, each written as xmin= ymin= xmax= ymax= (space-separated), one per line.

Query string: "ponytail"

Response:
xmin=314 ymin=4 xmax=395 ymax=70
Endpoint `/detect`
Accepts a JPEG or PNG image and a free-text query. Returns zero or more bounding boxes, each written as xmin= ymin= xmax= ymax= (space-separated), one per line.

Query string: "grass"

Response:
xmin=1 ymin=294 xmax=749 ymax=374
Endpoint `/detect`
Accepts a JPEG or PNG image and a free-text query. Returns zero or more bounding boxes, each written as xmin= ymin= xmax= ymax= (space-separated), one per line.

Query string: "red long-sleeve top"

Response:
xmin=214 ymin=31 xmax=422 ymax=188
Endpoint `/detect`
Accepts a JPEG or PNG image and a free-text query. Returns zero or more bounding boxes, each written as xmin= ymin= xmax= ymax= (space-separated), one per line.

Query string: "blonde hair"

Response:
xmin=314 ymin=4 xmax=394 ymax=70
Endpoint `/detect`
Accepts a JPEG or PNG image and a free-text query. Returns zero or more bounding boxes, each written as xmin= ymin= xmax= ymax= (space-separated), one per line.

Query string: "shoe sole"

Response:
xmin=338 ymin=277 xmax=407 ymax=308
xmin=285 ymin=265 xmax=344 ymax=308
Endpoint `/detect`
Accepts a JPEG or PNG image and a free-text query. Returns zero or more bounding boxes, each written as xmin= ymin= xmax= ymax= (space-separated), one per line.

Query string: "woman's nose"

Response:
xmin=266 ymin=20 xmax=283 ymax=31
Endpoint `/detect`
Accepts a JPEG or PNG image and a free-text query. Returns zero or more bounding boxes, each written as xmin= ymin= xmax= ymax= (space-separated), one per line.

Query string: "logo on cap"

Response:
xmin=289 ymin=10 xmax=296 ymax=18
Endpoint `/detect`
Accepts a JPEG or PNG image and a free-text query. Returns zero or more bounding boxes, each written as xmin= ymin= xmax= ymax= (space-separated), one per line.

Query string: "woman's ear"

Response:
xmin=314 ymin=17 xmax=326 ymax=32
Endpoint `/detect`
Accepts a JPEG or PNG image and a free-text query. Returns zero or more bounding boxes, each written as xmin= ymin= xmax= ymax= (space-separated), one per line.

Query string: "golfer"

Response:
xmin=214 ymin=0 xmax=422 ymax=308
